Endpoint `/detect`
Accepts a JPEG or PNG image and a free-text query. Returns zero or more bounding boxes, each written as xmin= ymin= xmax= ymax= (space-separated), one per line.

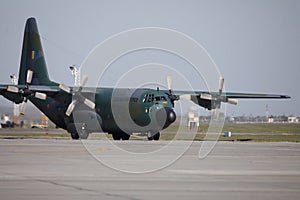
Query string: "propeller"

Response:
xmin=166 ymin=76 xmax=179 ymax=105
xmin=26 ymin=69 xmax=33 ymax=84
xmin=219 ymin=77 xmax=224 ymax=95
xmin=167 ymin=75 xmax=172 ymax=92
xmin=7 ymin=85 xmax=19 ymax=93
xmin=20 ymin=101 xmax=27 ymax=115
xmin=179 ymin=94 xmax=192 ymax=100
xmin=176 ymin=77 xmax=238 ymax=119
xmin=6 ymin=69 xmax=47 ymax=115
xmin=59 ymin=75 xmax=95 ymax=116
xmin=204 ymin=77 xmax=238 ymax=119
xmin=199 ymin=77 xmax=238 ymax=106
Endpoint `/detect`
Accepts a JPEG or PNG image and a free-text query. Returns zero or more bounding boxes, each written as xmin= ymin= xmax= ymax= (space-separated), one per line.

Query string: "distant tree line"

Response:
xmin=198 ymin=115 xmax=298 ymax=123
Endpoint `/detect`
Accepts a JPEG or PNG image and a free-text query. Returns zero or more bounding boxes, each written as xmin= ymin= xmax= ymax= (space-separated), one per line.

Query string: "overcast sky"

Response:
xmin=0 ymin=0 xmax=299 ymax=116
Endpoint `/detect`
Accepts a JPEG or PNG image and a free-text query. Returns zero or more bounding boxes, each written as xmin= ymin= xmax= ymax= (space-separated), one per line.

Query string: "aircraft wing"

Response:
xmin=0 ymin=84 xmax=9 ymax=91
xmin=25 ymin=85 xmax=62 ymax=95
xmin=0 ymin=84 xmax=71 ymax=104
xmin=0 ymin=84 xmax=25 ymax=103
xmin=169 ymin=90 xmax=290 ymax=98
xmin=0 ymin=84 xmax=60 ymax=94
xmin=164 ymin=90 xmax=290 ymax=110
xmin=219 ymin=92 xmax=290 ymax=99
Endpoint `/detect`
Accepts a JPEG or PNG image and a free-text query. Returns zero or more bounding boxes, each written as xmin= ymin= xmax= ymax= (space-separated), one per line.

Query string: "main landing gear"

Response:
xmin=110 ymin=131 xmax=160 ymax=141
xmin=70 ymin=130 xmax=89 ymax=140
xmin=68 ymin=123 xmax=89 ymax=140
xmin=111 ymin=131 xmax=130 ymax=140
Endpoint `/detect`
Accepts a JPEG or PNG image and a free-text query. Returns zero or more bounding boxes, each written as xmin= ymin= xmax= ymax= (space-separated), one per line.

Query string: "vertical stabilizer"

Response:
xmin=18 ymin=17 xmax=55 ymax=86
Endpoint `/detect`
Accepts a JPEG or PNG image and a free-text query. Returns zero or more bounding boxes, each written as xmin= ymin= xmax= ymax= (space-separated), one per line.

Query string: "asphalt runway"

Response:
xmin=0 ymin=139 xmax=300 ymax=200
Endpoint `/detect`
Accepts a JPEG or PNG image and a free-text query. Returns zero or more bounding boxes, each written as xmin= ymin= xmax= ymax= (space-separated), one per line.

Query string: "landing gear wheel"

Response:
xmin=153 ymin=132 xmax=160 ymax=141
xmin=121 ymin=132 xmax=130 ymax=140
xmin=77 ymin=123 xmax=89 ymax=139
xmin=147 ymin=132 xmax=153 ymax=140
xmin=70 ymin=132 xmax=79 ymax=140
xmin=112 ymin=133 xmax=121 ymax=140
xmin=69 ymin=123 xmax=89 ymax=140
xmin=112 ymin=132 xmax=130 ymax=140
xmin=79 ymin=131 xmax=89 ymax=139
xmin=148 ymin=132 xmax=160 ymax=141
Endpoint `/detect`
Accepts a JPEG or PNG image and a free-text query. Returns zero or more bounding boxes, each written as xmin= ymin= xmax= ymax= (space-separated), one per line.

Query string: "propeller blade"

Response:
xmin=200 ymin=93 xmax=213 ymax=100
xmin=179 ymin=94 xmax=191 ymax=100
xmin=26 ymin=70 xmax=33 ymax=84
xmin=59 ymin=83 xmax=71 ymax=93
xmin=167 ymin=76 xmax=172 ymax=91
xmin=219 ymin=77 xmax=224 ymax=94
xmin=7 ymin=85 xmax=19 ymax=93
xmin=227 ymin=98 xmax=238 ymax=105
xmin=66 ymin=100 xmax=77 ymax=116
xmin=20 ymin=102 xmax=27 ymax=115
xmin=84 ymin=98 xmax=95 ymax=109
xmin=81 ymin=75 xmax=88 ymax=87
xmin=35 ymin=92 xmax=47 ymax=100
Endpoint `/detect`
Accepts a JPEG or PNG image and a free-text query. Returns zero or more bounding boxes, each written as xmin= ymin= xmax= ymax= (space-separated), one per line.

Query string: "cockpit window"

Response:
xmin=161 ymin=96 xmax=167 ymax=101
xmin=154 ymin=96 xmax=167 ymax=102
xmin=143 ymin=94 xmax=167 ymax=103
xmin=148 ymin=94 xmax=154 ymax=102
xmin=143 ymin=93 xmax=154 ymax=103
xmin=142 ymin=94 xmax=148 ymax=102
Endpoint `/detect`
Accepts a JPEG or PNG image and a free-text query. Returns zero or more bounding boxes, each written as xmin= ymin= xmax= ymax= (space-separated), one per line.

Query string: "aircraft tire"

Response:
xmin=153 ymin=132 xmax=160 ymax=141
xmin=68 ymin=123 xmax=88 ymax=139
xmin=147 ymin=132 xmax=160 ymax=141
xmin=77 ymin=123 xmax=89 ymax=139
xmin=112 ymin=133 xmax=121 ymax=140
xmin=70 ymin=132 xmax=79 ymax=140
xmin=147 ymin=132 xmax=154 ymax=141
xmin=147 ymin=136 xmax=153 ymax=140
xmin=79 ymin=131 xmax=89 ymax=140
xmin=121 ymin=132 xmax=130 ymax=140
xmin=112 ymin=132 xmax=130 ymax=140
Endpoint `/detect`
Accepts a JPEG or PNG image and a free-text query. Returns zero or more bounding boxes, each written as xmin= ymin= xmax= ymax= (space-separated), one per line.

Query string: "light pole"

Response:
xmin=10 ymin=74 xmax=20 ymax=126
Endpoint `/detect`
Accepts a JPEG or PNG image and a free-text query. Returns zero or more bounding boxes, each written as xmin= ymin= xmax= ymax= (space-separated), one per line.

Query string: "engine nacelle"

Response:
xmin=190 ymin=95 xmax=220 ymax=110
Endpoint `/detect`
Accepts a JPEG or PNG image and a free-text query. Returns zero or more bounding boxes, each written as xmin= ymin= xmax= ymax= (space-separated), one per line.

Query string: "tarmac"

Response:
xmin=0 ymin=138 xmax=300 ymax=200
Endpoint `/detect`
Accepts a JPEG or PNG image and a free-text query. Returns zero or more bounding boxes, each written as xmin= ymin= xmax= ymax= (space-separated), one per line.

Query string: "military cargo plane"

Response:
xmin=0 ymin=18 xmax=290 ymax=140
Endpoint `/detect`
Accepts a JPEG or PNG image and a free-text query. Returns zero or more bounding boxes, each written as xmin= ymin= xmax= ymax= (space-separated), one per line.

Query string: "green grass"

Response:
xmin=164 ymin=123 xmax=300 ymax=134
xmin=160 ymin=123 xmax=300 ymax=142
xmin=0 ymin=133 xmax=69 ymax=138
xmin=1 ymin=123 xmax=300 ymax=142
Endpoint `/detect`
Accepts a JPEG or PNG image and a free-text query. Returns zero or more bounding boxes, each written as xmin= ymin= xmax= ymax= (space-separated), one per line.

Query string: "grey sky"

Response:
xmin=0 ymin=0 xmax=299 ymax=116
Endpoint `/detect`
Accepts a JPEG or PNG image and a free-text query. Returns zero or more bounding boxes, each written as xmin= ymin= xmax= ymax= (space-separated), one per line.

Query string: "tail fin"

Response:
xmin=18 ymin=17 xmax=55 ymax=86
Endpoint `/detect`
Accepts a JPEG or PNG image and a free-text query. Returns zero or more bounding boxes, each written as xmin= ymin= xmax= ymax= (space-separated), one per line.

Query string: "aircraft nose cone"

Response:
xmin=166 ymin=107 xmax=176 ymax=124
xmin=156 ymin=107 xmax=176 ymax=129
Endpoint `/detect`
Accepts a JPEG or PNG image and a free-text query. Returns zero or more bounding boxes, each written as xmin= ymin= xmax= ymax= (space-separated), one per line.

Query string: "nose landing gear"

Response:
xmin=147 ymin=132 xmax=160 ymax=141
